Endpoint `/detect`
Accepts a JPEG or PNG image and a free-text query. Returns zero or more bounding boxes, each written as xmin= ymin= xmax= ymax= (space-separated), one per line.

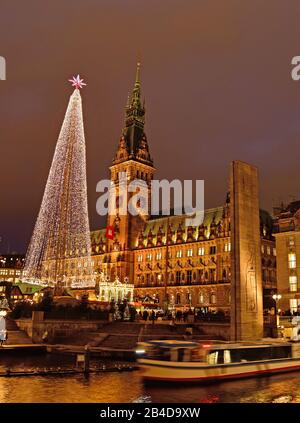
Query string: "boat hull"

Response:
xmin=138 ymin=357 xmax=300 ymax=383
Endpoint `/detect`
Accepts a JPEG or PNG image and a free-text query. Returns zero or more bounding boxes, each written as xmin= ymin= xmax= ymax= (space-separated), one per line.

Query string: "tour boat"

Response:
xmin=135 ymin=339 xmax=300 ymax=383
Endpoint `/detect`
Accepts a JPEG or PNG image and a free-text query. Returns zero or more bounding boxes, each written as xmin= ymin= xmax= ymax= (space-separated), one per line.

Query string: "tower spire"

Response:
xmin=134 ymin=62 xmax=141 ymax=91
xmin=113 ymin=62 xmax=153 ymax=166
xmin=131 ymin=61 xmax=142 ymax=107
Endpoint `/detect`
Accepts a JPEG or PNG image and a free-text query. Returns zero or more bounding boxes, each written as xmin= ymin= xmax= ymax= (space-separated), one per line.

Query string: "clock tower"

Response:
xmin=106 ymin=63 xmax=155 ymax=282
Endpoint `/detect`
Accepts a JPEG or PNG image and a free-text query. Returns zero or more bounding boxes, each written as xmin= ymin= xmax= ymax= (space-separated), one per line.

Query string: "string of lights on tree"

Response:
xmin=22 ymin=75 xmax=95 ymax=288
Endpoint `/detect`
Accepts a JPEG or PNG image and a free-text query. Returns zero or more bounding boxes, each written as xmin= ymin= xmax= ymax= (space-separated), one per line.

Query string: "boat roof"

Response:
xmin=142 ymin=339 xmax=291 ymax=350
xmin=145 ymin=340 xmax=199 ymax=348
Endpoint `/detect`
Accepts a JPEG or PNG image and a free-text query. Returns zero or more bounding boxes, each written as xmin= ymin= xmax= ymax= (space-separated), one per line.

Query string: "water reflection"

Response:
xmin=1 ymin=355 xmax=300 ymax=403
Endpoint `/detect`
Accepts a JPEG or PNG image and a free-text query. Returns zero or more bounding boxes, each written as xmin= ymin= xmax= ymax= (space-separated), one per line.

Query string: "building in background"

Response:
xmin=0 ymin=254 xmax=24 ymax=284
xmin=273 ymin=201 xmax=300 ymax=314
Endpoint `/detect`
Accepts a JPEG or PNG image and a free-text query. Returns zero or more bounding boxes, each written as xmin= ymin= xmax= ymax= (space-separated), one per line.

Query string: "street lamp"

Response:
xmin=272 ymin=294 xmax=282 ymax=330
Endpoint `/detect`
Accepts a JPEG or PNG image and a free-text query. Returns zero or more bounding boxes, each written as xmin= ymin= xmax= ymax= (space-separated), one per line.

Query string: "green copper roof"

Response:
xmin=132 ymin=206 xmax=225 ymax=249
xmin=90 ymin=228 xmax=106 ymax=245
xmin=15 ymin=282 xmax=44 ymax=295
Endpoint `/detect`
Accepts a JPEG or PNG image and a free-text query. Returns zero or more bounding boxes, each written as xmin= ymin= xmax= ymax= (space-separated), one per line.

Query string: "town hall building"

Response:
xmin=86 ymin=63 xmax=277 ymax=340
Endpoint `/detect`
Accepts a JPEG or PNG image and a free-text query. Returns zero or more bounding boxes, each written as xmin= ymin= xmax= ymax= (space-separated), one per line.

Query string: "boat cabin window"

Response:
xmin=144 ymin=345 xmax=195 ymax=362
xmin=207 ymin=350 xmax=224 ymax=365
xmin=207 ymin=345 xmax=291 ymax=365
xmin=231 ymin=346 xmax=292 ymax=362
xmin=224 ymin=349 xmax=231 ymax=364
xmin=171 ymin=348 xmax=192 ymax=362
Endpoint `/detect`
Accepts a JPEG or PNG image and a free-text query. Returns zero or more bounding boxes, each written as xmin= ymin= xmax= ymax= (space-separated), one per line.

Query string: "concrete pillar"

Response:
xmin=230 ymin=161 xmax=263 ymax=341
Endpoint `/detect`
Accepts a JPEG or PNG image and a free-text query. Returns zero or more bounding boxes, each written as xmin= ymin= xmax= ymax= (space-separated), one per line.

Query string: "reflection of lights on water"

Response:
xmin=272 ymin=395 xmax=293 ymax=403
xmin=132 ymin=395 xmax=152 ymax=403
xmin=200 ymin=395 xmax=220 ymax=403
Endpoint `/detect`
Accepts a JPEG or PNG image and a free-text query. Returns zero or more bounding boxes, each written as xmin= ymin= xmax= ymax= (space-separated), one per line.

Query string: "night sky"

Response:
xmin=1 ymin=0 xmax=300 ymax=253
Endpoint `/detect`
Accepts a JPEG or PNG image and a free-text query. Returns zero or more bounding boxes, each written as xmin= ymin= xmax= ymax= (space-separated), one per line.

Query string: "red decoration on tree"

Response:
xmin=106 ymin=226 xmax=115 ymax=240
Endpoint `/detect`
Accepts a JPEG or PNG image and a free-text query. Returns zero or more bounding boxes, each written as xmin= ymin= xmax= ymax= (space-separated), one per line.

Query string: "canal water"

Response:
xmin=1 ymin=354 xmax=300 ymax=403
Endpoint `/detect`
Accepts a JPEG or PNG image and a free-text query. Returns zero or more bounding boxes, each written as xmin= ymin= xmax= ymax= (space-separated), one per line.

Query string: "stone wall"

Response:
xmin=196 ymin=323 xmax=230 ymax=340
xmin=15 ymin=319 xmax=107 ymax=343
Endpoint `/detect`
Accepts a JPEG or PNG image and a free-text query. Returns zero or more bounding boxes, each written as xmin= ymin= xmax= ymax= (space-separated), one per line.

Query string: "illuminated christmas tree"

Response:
xmin=23 ymin=76 xmax=95 ymax=289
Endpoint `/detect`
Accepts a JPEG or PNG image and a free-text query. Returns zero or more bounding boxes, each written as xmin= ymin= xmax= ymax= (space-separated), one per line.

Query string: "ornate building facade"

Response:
xmin=273 ymin=201 xmax=300 ymax=314
xmin=86 ymin=64 xmax=277 ymax=319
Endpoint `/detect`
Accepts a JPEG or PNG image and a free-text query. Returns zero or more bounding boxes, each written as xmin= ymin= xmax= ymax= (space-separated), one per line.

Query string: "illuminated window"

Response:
xmin=210 ymin=293 xmax=216 ymax=304
xmin=176 ymin=250 xmax=182 ymax=258
xmin=199 ymin=292 xmax=204 ymax=303
xmin=137 ymin=255 xmax=143 ymax=262
xmin=289 ymin=275 xmax=298 ymax=292
xmin=156 ymin=252 xmax=162 ymax=260
xmin=198 ymin=247 xmax=205 ymax=256
xmin=290 ymin=299 xmax=299 ymax=314
xmin=289 ymin=237 xmax=295 ymax=246
xmin=289 ymin=253 xmax=296 ymax=269
xmin=224 ymin=243 xmax=231 ymax=252
xmin=187 ymin=249 xmax=193 ymax=257
xmin=208 ymin=351 xmax=218 ymax=365
xmin=273 ymin=248 xmax=276 ymax=256
xmin=146 ymin=253 xmax=152 ymax=261
xmin=224 ymin=350 xmax=231 ymax=364
xmin=267 ymin=246 xmax=271 ymax=255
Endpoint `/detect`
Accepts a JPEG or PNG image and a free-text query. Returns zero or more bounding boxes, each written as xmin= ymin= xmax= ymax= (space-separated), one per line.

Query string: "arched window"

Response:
xmin=210 ymin=292 xmax=216 ymax=304
xmin=198 ymin=269 xmax=204 ymax=282
xmin=199 ymin=292 xmax=204 ymax=303
xmin=176 ymin=293 xmax=181 ymax=304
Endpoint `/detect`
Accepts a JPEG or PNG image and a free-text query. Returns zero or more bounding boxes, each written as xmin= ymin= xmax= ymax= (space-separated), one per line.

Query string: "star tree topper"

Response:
xmin=68 ymin=74 xmax=87 ymax=89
